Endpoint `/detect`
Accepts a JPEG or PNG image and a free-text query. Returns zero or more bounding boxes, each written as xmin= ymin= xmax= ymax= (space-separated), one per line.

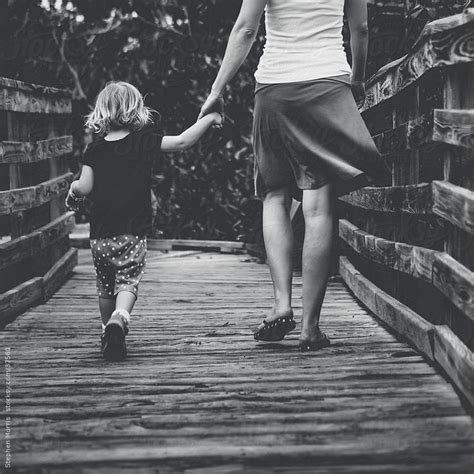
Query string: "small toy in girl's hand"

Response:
xmin=65 ymin=182 xmax=83 ymax=212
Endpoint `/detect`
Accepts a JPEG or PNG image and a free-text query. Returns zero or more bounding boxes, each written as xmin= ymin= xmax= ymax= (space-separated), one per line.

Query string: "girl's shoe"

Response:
xmin=254 ymin=313 xmax=296 ymax=342
xmin=299 ymin=331 xmax=331 ymax=352
xmin=102 ymin=314 xmax=129 ymax=362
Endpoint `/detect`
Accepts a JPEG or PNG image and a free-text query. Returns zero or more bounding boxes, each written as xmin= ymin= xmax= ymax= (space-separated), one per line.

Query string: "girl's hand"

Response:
xmin=209 ymin=111 xmax=224 ymax=129
xmin=351 ymin=80 xmax=366 ymax=109
xmin=65 ymin=182 xmax=82 ymax=212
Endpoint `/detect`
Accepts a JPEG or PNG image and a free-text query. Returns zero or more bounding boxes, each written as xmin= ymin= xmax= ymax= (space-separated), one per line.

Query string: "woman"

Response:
xmin=200 ymin=0 xmax=383 ymax=351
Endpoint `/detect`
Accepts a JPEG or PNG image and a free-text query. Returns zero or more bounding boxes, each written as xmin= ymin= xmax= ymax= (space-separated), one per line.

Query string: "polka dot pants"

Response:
xmin=90 ymin=235 xmax=147 ymax=299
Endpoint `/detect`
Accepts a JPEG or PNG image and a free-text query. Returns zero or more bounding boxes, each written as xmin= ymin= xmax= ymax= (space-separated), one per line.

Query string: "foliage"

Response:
xmin=1 ymin=0 xmax=264 ymax=241
xmin=0 ymin=0 xmax=464 ymax=240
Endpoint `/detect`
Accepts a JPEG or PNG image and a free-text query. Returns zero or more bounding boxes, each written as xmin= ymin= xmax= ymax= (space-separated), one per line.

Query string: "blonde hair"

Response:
xmin=85 ymin=81 xmax=154 ymax=134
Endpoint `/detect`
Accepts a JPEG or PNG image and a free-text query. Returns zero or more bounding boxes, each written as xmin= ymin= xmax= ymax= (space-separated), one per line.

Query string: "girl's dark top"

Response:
xmin=82 ymin=122 xmax=164 ymax=239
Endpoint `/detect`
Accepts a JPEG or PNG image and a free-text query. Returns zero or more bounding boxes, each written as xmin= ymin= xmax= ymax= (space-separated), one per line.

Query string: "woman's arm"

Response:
xmin=345 ymin=0 xmax=369 ymax=106
xmin=198 ymin=0 xmax=267 ymax=119
xmin=161 ymin=112 xmax=222 ymax=153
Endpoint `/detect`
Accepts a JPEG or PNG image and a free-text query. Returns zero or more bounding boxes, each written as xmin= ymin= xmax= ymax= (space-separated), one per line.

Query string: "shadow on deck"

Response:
xmin=2 ymin=249 xmax=474 ymax=473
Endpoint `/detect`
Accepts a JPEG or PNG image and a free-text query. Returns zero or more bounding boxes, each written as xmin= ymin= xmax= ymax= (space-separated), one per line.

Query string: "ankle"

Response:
xmin=111 ymin=309 xmax=130 ymax=325
xmin=272 ymin=300 xmax=293 ymax=317
xmin=301 ymin=323 xmax=321 ymax=337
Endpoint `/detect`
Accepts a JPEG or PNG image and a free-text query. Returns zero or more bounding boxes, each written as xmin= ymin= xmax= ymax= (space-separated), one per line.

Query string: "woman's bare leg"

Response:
xmin=261 ymin=186 xmax=294 ymax=323
xmin=300 ymin=184 xmax=335 ymax=341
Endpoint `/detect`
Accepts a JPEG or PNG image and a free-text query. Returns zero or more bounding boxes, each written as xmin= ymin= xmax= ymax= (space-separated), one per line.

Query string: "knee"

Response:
xmin=263 ymin=187 xmax=292 ymax=210
xmin=302 ymin=187 xmax=334 ymax=221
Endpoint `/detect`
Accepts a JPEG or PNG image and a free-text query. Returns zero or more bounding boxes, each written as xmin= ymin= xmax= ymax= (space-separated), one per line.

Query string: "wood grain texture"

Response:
xmin=0 ymin=77 xmax=71 ymax=114
xmin=339 ymin=256 xmax=435 ymax=360
xmin=42 ymin=248 xmax=78 ymax=301
xmin=0 ymin=77 xmax=70 ymax=97
xmin=432 ymin=253 xmax=474 ymax=321
xmin=432 ymin=180 xmax=474 ymax=234
xmin=340 ymin=256 xmax=474 ymax=407
xmin=339 ymin=183 xmax=433 ymax=213
xmin=362 ymin=12 xmax=474 ymax=111
xmin=0 ymin=172 xmax=73 ymax=214
xmin=0 ymin=212 xmax=75 ymax=271
xmin=148 ymin=239 xmax=247 ymax=253
xmin=0 ymin=250 xmax=473 ymax=472
xmin=433 ymin=325 xmax=474 ymax=406
xmin=0 ymin=277 xmax=43 ymax=328
xmin=0 ymin=136 xmax=73 ymax=164
xmin=432 ymin=109 xmax=474 ymax=148
xmin=339 ymin=219 xmax=474 ymax=320
xmin=372 ymin=114 xmax=434 ymax=154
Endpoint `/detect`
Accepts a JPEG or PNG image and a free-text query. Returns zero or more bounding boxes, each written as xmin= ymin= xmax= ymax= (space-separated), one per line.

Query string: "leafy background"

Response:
xmin=0 ymin=0 xmax=466 ymax=241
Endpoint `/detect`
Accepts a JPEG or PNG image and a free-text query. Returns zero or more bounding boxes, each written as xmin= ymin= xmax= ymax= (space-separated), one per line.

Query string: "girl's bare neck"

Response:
xmin=104 ymin=128 xmax=131 ymax=142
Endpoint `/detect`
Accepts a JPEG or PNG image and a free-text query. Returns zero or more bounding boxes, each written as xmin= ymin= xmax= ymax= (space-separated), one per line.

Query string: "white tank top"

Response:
xmin=255 ymin=0 xmax=352 ymax=83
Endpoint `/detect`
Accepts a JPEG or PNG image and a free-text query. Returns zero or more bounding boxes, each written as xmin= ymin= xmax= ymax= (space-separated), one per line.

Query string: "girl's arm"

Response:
xmin=71 ymin=165 xmax=94 ymax=197
xmin=345 ymin=0 xmax=369 ymax=105
xmin=65 ymin=165 xmax=93 ymax=211
xmin=198 ymin=0 xmax=267 ymax=119
xmin=161 ymin=112 xmax=222 ymax=153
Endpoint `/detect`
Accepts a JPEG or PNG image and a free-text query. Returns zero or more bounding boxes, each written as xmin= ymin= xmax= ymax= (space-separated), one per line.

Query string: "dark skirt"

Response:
xmin=252 ymin=75 xmax=385 ymax=200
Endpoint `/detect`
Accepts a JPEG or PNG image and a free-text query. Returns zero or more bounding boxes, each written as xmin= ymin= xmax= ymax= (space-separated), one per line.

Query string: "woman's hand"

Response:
xmin=351 ymin=80 xmax=366 ymax=109
xmin=198 ymin=93 xmax=224 ymax=122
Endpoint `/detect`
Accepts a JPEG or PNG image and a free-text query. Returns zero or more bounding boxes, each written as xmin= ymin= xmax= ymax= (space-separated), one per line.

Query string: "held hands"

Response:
xmin=351 ymin=80 xmax=366 ymax=109
xmin=198 ymin=93 xmax=225 ymax=126
xmin=209 ymin=112 xmax=224 ymax=129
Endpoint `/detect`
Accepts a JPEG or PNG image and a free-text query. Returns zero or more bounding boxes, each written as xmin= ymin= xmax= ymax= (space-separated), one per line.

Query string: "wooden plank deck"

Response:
xmin=2 ymin=249 xmax=474 ymax=473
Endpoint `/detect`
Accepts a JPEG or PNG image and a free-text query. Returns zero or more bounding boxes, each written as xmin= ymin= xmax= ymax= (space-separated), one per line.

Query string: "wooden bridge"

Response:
xmin=1 ymin=10 xmax=474 ymax=473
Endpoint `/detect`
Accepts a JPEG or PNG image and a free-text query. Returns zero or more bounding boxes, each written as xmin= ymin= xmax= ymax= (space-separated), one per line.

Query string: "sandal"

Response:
xmin=254 ymin=314 xmax=296 ymax=342
xmin=299 ymin=331 xmax=331 ymax=352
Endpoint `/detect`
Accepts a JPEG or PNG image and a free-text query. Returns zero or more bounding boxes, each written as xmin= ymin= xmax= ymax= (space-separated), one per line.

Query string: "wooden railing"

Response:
xmin=0 ymin=77 xmax=77 ymax=328
xmin=338 ymin=11 xmax=474 ymax=405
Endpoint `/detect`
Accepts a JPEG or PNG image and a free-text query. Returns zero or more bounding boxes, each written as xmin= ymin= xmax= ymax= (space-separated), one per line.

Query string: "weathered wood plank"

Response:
xmin=339 ymin=183 xmax=432 ymax=213
xmin=339 ymin=256 xmax=434 ymax=360
xmin=362 ymin=12 xmax=474 ymax=111
xmin=433 ymin=325 xmax=474 ymax=406
xmin=0 ymin=136 xmax=73 ymax=164
xmin=0 ymin=212 xmax=75 ymax=271
xmin=432 ymin=253 xmax=474 ymax=321
xmin=432 ymin=109 xmax=474 ymax=149
xmin=0 ymin=77 xmax=71 ymax=97
xmin=0 ymin=277 xmax=43 ymax=329
xmin=148 ymin=239 xmax=246 ymax=253
xmin=372 ymin=114 xmax=434 ymax=154
xmin=42 ymin=248 xmax=78 ymax=301
xmin=0 ymin=172 xmax=73 ymax=214
xmin=0 ymin=249 xmax=473 ymax=471
xmin=339 ymin=219 xmax=474 ymax=320
xmin=0 ymin=77 xmax=71 ymax=114
xmin=432 ymin=180 xmax=474 ymax=234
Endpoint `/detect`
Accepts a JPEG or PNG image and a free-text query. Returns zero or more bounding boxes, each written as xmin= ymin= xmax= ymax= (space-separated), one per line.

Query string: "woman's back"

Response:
xmin=255 ymin=0 xmax=351 ymax=84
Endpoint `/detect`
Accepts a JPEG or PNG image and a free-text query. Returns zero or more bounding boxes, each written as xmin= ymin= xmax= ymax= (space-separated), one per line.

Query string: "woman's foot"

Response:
xmin=255 ymin=304 xmax=293 ymax=331
xmin=254 ymin=307 xmax=295 ymax=342
xmin=299 ymin=326 xmax=331 ymax=352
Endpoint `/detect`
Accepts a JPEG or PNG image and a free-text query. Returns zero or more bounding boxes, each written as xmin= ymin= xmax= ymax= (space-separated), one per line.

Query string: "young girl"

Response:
xmin=66 ymin=81 xmax=222 ymax=362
